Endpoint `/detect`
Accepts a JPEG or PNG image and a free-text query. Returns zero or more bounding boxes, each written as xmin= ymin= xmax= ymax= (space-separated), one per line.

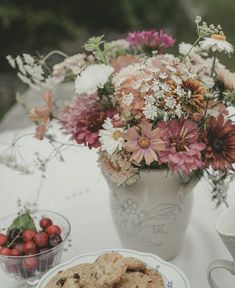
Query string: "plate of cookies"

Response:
xmin=36 ymin=248 xmax=190 ymax=288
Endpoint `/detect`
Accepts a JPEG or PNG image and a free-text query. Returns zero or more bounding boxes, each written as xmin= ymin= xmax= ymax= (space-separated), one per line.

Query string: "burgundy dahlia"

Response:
xmin=204 ymin=115 xmax=235 ymax=170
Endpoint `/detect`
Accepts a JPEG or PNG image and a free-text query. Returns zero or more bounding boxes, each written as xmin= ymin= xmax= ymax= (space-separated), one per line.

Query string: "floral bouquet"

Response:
xmin=6 ymin=17 xmax=235 ymax=206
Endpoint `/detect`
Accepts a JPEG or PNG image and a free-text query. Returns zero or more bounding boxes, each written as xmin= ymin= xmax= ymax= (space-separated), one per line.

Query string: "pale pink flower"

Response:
xmin=28 ymin=90 xmax=52 ymax=140
xmin=215 ymin=66 xmax=235 ymax=91
xmin=123 ymin=123 xmax=165 ymax=165
xmin=158 ymin=119 xmax=205 ymax=175
xmin=127 ymin=30 xmax=175 ymax=49
xmin=111 ymin=55 xmax=138 ymax=72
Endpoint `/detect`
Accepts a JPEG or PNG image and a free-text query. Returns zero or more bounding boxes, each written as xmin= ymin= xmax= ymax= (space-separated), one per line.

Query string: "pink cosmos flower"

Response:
xmin=127 ymin=30 xmax=175 ymax=49
xmin=123 ymin=123 xmax=165 ymax=165
xmin=60 ymin=94 xmax=115 ymax=149
xmin=158 ymin=119 xmax=205 ymax=175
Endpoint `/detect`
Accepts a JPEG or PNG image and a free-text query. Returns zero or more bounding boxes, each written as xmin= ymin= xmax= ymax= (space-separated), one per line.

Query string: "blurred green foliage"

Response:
xmin=0 ymin=0 xmax=234 ymax=70
xmin=0 ymin=0 xmax=195 ymax=71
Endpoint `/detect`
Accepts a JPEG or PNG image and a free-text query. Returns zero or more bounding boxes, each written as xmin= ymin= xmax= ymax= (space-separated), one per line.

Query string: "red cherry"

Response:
xmin=40 ymin=218 xmax=53 ymax=230
xmin=33 ymin=232 xmax=48 ymax=248
xmin=0 ymin=233 xmax=8 ymax=246
xmin=0 ymin=247 xmax=12 ymax=256
xmin=22 ymin=257 xmax=38 ymax=271
xmin=23 ymin=241 xmax=37 ymax=255
xmin=22 ymin=229 xmax=36 ymax=242
xmin=14 ymin=243 xmax=24 ymax=254
xmin=11 ymin=247 xmax=21 ymax=256
xmin=46 ymin=225 xmax=61 ymax=235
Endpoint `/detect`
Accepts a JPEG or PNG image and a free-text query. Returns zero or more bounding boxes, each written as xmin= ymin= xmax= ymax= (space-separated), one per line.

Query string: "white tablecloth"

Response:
xmin=0 ymin=126 xmax=235 ymax=287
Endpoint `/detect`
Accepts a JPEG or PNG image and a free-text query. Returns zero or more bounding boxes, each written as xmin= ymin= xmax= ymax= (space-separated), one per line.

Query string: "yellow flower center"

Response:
xmin=138 ymin=136 xmax=150 ymax=148
xmin=211 ymin=34 xmax=226 ymax=41
xmin=112 ymin=130 xmax=122 ymax=140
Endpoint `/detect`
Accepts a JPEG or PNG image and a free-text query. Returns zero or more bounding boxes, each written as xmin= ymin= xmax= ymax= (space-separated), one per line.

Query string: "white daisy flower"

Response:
xmin=122 ymin=93 xmax=134 ymax=106
xmin=200 ymin=34 xmax=234 ymax=54
xmin=99 ymin=118 xmax=124 ymax=155
xmin=75 ymin=64 xmax=114 ymax=94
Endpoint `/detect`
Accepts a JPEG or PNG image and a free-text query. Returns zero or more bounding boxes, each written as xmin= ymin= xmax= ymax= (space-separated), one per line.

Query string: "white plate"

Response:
xmin=36 ymin=248 xmax=191 ymax=288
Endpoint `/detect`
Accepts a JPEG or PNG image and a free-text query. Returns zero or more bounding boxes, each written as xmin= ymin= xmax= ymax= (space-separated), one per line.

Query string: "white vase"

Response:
xmin=106 ymin=170 xmax=196 ymax=260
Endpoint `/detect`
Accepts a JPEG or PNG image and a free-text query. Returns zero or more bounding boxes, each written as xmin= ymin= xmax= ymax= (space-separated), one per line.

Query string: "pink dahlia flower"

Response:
xmin=127 ymin=30 xmax=175 ymax=49
xmin=158 ymin=119 xmax=205 ymax=175
xmin=60 ymin=94 xmax=115 ymax=149
xmin=123 ymin=123 xmax=165 ymax=165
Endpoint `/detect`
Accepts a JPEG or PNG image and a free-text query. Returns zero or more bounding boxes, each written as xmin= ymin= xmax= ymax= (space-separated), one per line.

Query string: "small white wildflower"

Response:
xmin=16 ymin=56 xmax=26 ymax=75
xmin=165 ymin=96 xmax=177 ymax=109
xmin=175 ymin=104 xmax=182 ymax=118
xmin=144 ymin=95 xmax=155 ymax=105
xmin=163 ymin=112 xmax=169 ymax=122
xmin=152 ymin=80 xmax=161 ymax=92
xmin=99 ymin=118 xmax=124 ymax=154
xmin=132 ymin=80 xmax=142 ymax=90
xmin=141 ymin=83 xmax=151 ymax=93
xmin=171 ymin=74 xmax=182 ymax=85
xmin=159 ymin=73 xmax=168 ymax=79
xmin=122 ymin=93 xmax=134 ymax=106
xmin=148 ymin=67 xmax=160 ymax=73
xmin=160 ymin=83 xmax=170 ymax=92
xmin=143 ymin=104 xmax=158 ymax=120
xmin=75 ymin=64 xmax=114 ymax=94
xmin=6 ymin=55 xmax=16 ymax=68
xmin=23 ymin=53 xmax=35 ymax=65
xmin=155 ymin=91 xmax=164 ymax=99
xmin=166 ymin=65 xmax=177 ymax=73
xmin=174 ymin=86 xmax=185 ymax=97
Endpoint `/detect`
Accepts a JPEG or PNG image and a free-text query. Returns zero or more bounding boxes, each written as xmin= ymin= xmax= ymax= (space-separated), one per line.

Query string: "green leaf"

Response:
xmin=8 ymin=213 xmax=36 ymax=232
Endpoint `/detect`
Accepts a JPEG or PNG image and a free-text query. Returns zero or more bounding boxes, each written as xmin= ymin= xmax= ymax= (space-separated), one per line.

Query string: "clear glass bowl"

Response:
xmin=0 ymin=210 xmax=71 ymax=287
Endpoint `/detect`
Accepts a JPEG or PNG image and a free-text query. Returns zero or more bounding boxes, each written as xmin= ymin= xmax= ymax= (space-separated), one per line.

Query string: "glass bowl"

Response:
xmin=0 ymin=210 xmax=71 ymax=287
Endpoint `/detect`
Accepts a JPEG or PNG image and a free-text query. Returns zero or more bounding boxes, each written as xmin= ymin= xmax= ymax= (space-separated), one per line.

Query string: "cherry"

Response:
xmin=46 ymin=225 xmax=61 ymax=235
xmin=0 ymin=233 xmax=8 ymax=246
xmin=23 ymin=241 xmax=37 ymax=255
xmin=11 ymin=247 xmax=21 ymax=256
xmin=14 ymin=243 xmax=24 ymax=254
xmin=8 ymin=228 xmax=22 ymax=245
xmin=0 ymin=247 xmax=12 ymax=256
xmin=22 ymin=229 xmax=36 ymax=242
xmin=33 ymin=232 xmax=48 ymax=248
xmin=40 ymin=218 xmax=53 ymax=230
xmin=48 ymin=233 xmax=62 ymax=248
xmin=22 ymin=257 xmax=38 ymax=271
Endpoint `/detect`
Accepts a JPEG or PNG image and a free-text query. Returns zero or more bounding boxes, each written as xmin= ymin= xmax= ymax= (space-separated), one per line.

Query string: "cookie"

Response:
xmin=115 ymin=271 xmax=157 ymax=288
xmin=144 ymin=268 xmax=164 ymax=288
xmin=125 ymin=256 xmax=146 ymax=271
xmin=84 ymin=252 xmax=127 ymax=287
xmin=45 ymin=264 xmax=92 ymax=288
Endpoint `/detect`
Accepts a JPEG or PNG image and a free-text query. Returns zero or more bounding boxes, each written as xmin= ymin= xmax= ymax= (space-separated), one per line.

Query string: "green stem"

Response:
xmin=43 ymin=50 xmax=68 ymax=63
xmin=181 ymin=37 xmax=201 ymax=62
xmin=210 ymin=55 xmax=217 ymax=77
